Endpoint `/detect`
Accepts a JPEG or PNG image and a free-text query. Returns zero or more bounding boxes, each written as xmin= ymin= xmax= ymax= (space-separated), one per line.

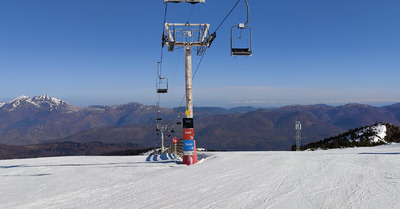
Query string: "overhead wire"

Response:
xmin=159 ymin=2 xmax=168 ymax=77
xmin=214 ymin=0 xmax=241 ymax=33
xmin=190 ymin=0 xmax=244 ymax=80
xmin=155 ymin=2 xmax=169 ymax=147
xmin=186 ymin=4 xmax=196 ymax=22
xmin=192 ymin=47 xmax=207 ymax=80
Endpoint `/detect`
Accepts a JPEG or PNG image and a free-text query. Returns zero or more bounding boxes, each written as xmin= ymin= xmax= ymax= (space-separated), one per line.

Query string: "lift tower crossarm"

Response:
xmin=164 ymin=23 xmax=211 ymax=48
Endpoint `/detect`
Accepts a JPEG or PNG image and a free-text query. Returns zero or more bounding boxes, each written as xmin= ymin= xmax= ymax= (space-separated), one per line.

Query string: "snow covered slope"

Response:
xmin=1 ymin=144 xmax=400 ymax=209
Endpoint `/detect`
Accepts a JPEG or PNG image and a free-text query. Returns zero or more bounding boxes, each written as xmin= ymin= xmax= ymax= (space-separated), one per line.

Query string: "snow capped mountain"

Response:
xmin=0 ymin=95 xmax=69 ymax=111
xmin=0 ymin=102 xmax=4 ymax=108
xmin=32 ymin=95 xmax=65 ymax=105
xmin=2 ymin=95 xmax=34 ymax=111
xmin=9 ymin=95 xmax=30 ymax=103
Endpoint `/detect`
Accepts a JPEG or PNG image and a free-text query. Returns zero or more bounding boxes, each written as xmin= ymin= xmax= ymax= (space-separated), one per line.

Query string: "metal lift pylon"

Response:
xmin=163 ymin=22 xmax=215 ymax=165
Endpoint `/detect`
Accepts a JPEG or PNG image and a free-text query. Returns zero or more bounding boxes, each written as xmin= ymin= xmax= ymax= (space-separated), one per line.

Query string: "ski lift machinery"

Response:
xmin=231 ymin=0 xmax=252 ymax=56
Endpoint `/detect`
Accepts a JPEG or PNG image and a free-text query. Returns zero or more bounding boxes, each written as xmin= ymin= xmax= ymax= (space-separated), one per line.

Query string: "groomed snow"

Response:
xmin=1 ymin=144 xmax=400 ymax=209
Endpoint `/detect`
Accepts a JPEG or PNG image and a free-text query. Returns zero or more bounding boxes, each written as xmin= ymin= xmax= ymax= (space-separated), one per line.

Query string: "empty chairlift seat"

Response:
xmin=156 ymin=76 xmax=168 ymax=93
xmin=157 ymin=88 xmax=168 ymax=93
xmin=230 ymin=0 xmax=252 ymax=57
xmin=231 ymin=24 xmax=252 ymax=56
xmin=231 ymin=48 xmax=252 ymax=56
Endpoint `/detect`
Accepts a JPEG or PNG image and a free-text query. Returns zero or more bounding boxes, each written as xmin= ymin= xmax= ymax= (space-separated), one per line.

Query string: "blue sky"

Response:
xmin=1 ymin=0 xmax=399 ymax=108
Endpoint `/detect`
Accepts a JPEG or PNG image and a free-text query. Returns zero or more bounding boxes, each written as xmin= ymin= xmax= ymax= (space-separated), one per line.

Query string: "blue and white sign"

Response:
xmin=183 ymin=140 xmax=195 ymax=151
xmin=183 ymin=140 xmax=195 ymax=155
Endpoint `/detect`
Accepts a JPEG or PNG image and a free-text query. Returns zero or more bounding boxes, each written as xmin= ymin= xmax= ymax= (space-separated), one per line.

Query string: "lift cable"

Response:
xmin=155 ymin=2 xmax=169 ymax=147
xmin=159 ymin=2 xmax=169 ymax=76
xmin=244 ymin=0 xmax=249 ymax=25
xmin=214 ymin=0 xmax=241 ymax=33
xmin=186 ymin=4 xmax=196 ymax=22
xmin=192 ymin=47 xmax=207 ymax=80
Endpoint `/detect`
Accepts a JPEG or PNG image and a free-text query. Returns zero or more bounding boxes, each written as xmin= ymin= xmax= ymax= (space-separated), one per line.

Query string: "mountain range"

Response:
xmin=1 ymin=95 xmax=400 ymax=151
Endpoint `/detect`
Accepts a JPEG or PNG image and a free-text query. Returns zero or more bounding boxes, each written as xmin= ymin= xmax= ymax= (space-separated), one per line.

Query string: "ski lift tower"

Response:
xmin=163 ymin=1 xmax=215 ymax=165
xmin=164 ymin=22 xmax=212 ymax=116
xmin=156 ymin=123 xmax=169 ymax=154
xmin=295 ymin=120 xmax=301 ymax=151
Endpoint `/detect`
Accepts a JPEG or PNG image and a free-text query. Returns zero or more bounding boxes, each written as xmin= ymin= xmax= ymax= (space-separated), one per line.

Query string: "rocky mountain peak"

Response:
xmin=0 ymin=95 xmax=69 ymax=111
xmin=31 ymin=95 xmax=68 ymax=109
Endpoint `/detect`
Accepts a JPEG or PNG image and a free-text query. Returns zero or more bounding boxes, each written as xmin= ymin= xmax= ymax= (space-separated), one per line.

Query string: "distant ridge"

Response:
xmin=0 ymin=141 xmax=147 ymax=160
xmin=1 ymin=95 xmax=400 ymax=152
xmin=0 ymin=95 xmax=165 ymax=145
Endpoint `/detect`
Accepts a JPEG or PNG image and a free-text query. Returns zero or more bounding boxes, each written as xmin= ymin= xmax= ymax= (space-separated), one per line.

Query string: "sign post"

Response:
xmin=172 ymin=137 xmax=178 ymax=144
xmin=182 ymin=116 xmax=197 ymax=165
xmin=172 ymin=137 xmax=178 ymax=162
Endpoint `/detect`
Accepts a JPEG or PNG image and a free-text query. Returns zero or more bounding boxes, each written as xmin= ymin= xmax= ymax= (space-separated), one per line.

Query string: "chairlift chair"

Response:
xmin=231 ymin=24 xmax=252 ymax=56
xmin=156 ymin=76 xmax=168 ymax=93
xmin=156 ymin=61 xmax=168 ymax=93
xmin=176 ymin=115 xmax=182 ymax=125
xmin=230 ymin=0 xmax=252 ymax=56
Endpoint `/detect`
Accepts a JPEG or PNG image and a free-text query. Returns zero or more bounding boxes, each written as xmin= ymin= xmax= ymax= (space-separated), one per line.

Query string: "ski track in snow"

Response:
xmin=1 ymin=144 xmax=400 ymax=209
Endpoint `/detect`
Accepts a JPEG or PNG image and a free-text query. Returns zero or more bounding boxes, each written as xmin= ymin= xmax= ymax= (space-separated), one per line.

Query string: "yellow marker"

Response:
xmin=185 ymin=110 xmax=191 ymax=116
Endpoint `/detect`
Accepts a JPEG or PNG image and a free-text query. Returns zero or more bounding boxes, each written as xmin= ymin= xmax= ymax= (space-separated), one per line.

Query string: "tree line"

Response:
xmin=293 ymin=123 xmax=400 ymax=151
